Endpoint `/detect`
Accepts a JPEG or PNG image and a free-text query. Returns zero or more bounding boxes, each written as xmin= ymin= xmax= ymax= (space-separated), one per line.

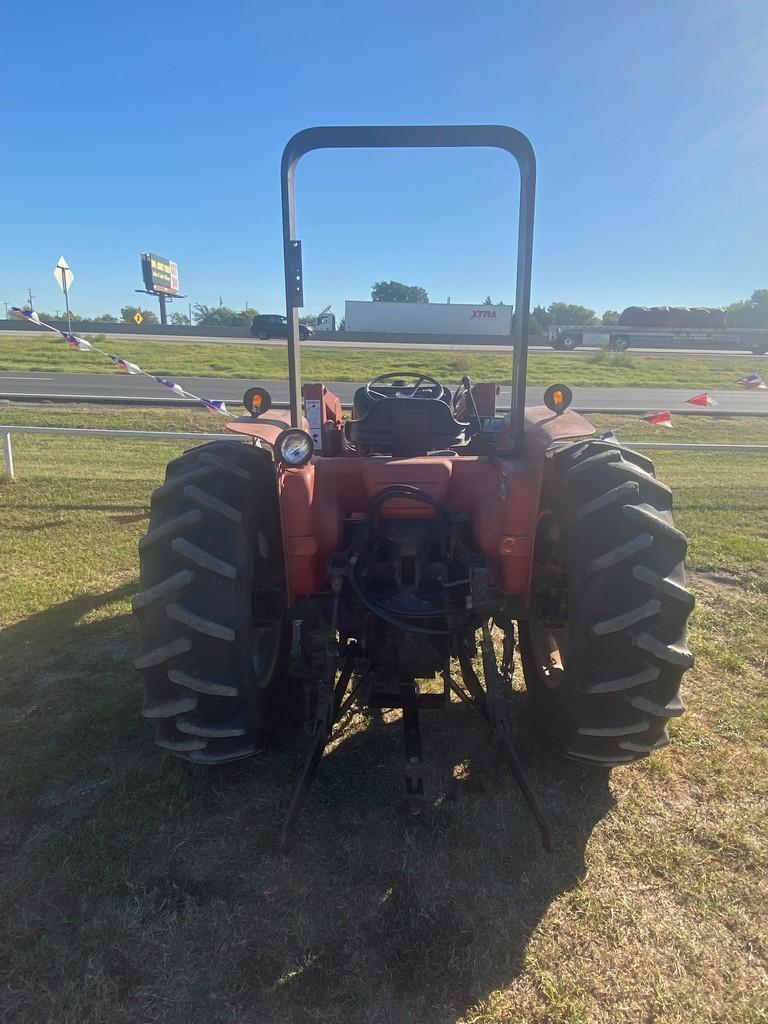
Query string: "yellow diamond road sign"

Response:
xmin=134 ymin=312 xmax=144 ymax=325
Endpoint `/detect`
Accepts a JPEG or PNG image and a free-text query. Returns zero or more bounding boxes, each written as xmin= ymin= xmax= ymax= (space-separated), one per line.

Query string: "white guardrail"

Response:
xmin=1 ymin=424 xmax=767 ymax=482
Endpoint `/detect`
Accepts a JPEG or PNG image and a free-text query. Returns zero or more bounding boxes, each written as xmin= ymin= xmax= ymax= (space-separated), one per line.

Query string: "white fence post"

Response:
xmin=2 ymin=430 xmax=14 ymax=481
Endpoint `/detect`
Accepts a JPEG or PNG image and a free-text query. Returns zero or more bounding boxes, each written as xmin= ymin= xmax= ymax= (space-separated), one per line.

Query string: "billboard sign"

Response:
xmin=140 ymin=252 xmax=180 ymax=295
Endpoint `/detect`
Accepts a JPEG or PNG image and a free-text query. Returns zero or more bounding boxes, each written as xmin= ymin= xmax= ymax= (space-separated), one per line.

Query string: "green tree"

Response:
xmin=170 ymin=312 xmax=191 ymax=325
xmin=371 ymin=281 xmax=429 ymax=303
xmin=726 ymin=289 xmax=768 ymax=329
xmin=530 ymin=305 xmax=551 ymax=333
xmin=39 ymin=310 xmax=87 ymax=323
xmin=547 ymin=301 xmax=597 ymax=326
xmin=192 ymin=304 xmax=257 ymax=327
xmin=602 ymin=310 xmax=620 ymax=324
xmin=121 ymin=305 xmax=158 ymax=324
xmin=92 ymin=313 xmax=118 ymax=323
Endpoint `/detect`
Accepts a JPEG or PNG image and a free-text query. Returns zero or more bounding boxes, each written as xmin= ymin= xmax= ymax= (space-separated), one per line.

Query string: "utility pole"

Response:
xmin=27 ymin=288 xmax=34 ymax=311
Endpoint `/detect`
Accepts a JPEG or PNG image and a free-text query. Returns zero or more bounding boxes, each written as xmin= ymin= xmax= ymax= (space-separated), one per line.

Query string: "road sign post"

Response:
xmin=53 ymin=258 xmax=75 ymax=335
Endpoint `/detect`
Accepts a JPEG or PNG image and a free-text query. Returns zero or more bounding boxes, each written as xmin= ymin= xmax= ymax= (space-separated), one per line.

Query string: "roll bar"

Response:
xmin=280 ymin=125 xmax=536 ymax=433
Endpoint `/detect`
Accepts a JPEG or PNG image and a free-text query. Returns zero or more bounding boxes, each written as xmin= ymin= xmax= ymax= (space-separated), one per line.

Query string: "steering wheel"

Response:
xmin=366 ymin=370 xmax=444 ymax=402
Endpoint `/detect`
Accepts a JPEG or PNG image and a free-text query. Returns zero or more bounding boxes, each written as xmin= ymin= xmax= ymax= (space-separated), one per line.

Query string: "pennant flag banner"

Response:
xmin=201 ymin=399 xmax=228 ymax=416
xmin=686 ymin=393 xmax=717 ymax=407
xmin=9 ymin=303 xmax=232 ymax=417
xmin=63 ymin=333 xmax=93 ymax=351
xmin=12 ymin=307 xmax=41 ymax=324
xmin=735 ymin=372 xmax=767 ymax=390
xmin=155 ymin=376 xmax=186 ymax=396
xmin=110 ymin=356 xmax=143 ymax=375
xmin=643 ymin=410 xmax=673 ymax=428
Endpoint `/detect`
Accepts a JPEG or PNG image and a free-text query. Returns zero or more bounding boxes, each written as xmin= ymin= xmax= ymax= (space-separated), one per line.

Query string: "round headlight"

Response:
xmin=276 ymin=428 xmax=314 ymax=467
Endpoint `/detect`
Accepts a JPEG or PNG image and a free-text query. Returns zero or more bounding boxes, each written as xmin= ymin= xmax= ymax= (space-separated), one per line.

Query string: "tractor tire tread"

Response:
xmin=520 ymin=439 xmax=693 ymax=767
xmin=132 ymin=570 xmax=196 ymax=610
xmin=176 ymin=716 xmax=247 ymax=738
xmin=183 ymin=484 xmax=243 ymax=522
xmin=134 ymin=440 xmax=290 ymax=765
xmin=171 ymin=538 xmax=238 ymax=578
xmin=142 ymin=695 xmax=198 ymax=719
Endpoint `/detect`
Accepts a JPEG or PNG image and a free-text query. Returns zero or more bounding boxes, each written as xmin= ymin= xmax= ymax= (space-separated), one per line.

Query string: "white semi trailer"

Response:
xmin=345 ymin=300 xmax=514 ymax=336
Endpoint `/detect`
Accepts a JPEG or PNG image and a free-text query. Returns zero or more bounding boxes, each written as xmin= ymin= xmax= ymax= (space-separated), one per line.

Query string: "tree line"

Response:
xmin=30 ymin=303 xmax=322 ymax=328
xmin=29 ymin=285 xmax=768 ymax=332
xmin=373 ymin=281 xmax=768 ymax=332
xmin=32 ymin=304 xmax=261 ymax=327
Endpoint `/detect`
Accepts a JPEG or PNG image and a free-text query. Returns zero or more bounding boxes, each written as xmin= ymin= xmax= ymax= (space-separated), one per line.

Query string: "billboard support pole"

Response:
xmin=158 ymin=294 xmax=168 ymax=326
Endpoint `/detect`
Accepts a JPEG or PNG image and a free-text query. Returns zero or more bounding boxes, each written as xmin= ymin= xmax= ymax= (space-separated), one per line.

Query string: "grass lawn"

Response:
xmin=1 ymin=408 xmax=766 ymax=1023
xmin=1 ymin=333 xmax=764 ymax=389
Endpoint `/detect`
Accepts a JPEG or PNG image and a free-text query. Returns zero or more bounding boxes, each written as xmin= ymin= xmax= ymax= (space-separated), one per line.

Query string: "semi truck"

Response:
xmin=313 ymin=305 xmax=337 ymax=332
xmin=548 ymin=305 xmax=768 ymax=354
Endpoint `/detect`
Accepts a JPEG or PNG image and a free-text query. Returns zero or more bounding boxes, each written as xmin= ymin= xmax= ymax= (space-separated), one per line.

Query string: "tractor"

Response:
xmin=133 ymin=126 xmax=694 ymax=851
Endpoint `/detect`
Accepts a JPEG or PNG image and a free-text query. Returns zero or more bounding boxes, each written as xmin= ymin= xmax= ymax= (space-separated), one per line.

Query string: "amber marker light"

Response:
xmin=543 ymin=383 xmax=573 ymax=414
xmin=243 ymin=386 xmax=272 ymax=417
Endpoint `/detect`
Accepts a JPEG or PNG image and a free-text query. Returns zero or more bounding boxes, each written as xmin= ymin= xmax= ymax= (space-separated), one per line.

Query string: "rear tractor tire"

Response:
xmin=133 ymin=441 xmax=293 ymax=764
xmin=519 ymin=440 xmax=694 ymax=767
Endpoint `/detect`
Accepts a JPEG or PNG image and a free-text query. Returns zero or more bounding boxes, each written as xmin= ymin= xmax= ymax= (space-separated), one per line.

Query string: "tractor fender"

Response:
xmin=226 ymin=411 xmax=310 ymax=446
xmin=523 ymin=406 xmax=595 ymax=460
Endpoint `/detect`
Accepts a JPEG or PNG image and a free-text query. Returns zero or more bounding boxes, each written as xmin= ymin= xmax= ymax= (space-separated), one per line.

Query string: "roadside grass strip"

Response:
xmin=1 ymin=334 xmax=765 ymax=389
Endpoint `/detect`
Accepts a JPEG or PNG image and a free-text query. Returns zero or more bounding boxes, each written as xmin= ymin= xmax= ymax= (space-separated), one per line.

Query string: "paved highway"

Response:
xmin=0 ymin=328 xmax=759 ymax=358
xmin=1 ymin=371 xmax=766 ymax=414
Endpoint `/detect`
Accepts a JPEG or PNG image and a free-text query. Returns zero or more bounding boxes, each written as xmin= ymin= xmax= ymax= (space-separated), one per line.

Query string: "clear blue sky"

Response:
xmin=2 ymin=0 xmax=766 ymax=320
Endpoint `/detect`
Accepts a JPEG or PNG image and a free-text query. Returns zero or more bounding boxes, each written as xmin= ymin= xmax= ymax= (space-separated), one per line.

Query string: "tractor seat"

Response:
xmin=346 ymin=395 xmax=469 ymax=457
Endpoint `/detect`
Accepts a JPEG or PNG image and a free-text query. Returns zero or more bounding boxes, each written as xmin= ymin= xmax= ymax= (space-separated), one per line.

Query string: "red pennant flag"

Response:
xmin=686 ymin=393 xmax=717 ymax=407
xmin=643 ymin=410 xmax=673 ymax=428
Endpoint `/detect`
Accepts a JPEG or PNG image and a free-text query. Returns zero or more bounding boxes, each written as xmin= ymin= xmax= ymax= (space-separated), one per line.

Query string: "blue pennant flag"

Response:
xmin=201 ymin=399 xmax=228 ymax=415
xmin=155 ymin=376 xmax=186 ymax=396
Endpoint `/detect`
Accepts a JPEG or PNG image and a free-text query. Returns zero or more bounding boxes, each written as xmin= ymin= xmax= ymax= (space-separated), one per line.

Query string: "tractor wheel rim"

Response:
xmin=529 ymin=511 xmax=569 ymax=690
xmin=251 ymin=528 xmax=285 ymax=688
xmin=528 ymin=620 xmax=567 ymax=690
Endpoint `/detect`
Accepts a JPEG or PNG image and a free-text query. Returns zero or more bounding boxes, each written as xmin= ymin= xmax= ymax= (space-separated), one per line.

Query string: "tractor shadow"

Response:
xmin=1 ymin=584 xmax=614 ymax=1024
xmin=230 ymin=697 xmax=615 ymax=1023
